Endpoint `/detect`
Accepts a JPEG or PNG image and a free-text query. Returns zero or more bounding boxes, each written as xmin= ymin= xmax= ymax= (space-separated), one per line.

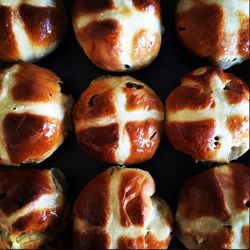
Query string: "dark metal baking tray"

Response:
xmin=0 ymin=1 xmax=249 ymax=248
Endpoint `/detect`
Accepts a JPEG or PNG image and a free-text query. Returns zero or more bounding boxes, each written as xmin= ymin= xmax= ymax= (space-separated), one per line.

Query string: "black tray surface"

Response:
xmin=0 ymin=1 xmax=249 ymax=249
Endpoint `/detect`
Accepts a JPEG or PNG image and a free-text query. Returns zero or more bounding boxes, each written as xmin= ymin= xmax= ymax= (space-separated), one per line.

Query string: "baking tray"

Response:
xmin=0 ymin=0 xmax=249 ymax=249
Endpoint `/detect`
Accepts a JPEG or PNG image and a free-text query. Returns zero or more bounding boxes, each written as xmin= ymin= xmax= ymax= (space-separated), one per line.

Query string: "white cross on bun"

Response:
xmin=74 ymin=166 xmax=173 ymax=249
xmin=0 ymin=0 xmax=67 ymax=62
xmin=0 ymin=168 xmax=69 ymax=249
xmin=74 ymin=75 xmax=164 ymax=165
xmin=72 ymin=0 xmax=162 ymax=72
xmin=176 ymin=0 xmax=250 ymax=69
xmin=176 ymin=163 xmax=249 ymax=249
xmin=0 ymin=63 xmax=73 ymax=166
xmin=166 ymin=66 xmax=249 ymax=163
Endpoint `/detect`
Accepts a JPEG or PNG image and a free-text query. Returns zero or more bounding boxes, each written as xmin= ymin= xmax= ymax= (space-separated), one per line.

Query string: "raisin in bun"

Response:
xmin=0 ymin=0 xmax=67 ymax=62
xmin=0 ymin=63 xmax=73 ymax=166
xmin=176 ymin=163 xmax=249 ymax=249
xmin=166 ymin=66 xmax=249 ymax=163
xmin=74 ymin=75 xmax=164 ymax=165
xmin=74 ymin=167 xmax=173 ymax=249
xmin=72 ymin=0 xmax=162 ymax=72
xmin=0 ymin=168 xmax=69 ymax=249
xmin=176 ymin=0 xmax=249 ymax=69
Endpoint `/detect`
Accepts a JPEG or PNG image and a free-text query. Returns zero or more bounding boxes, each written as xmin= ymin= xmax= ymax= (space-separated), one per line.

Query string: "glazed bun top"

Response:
xmin=74 ymin=167 xmax=173 ymax=249
xmin=0 ymin=63 xmax=73 ymax=166
xmin=166 ymin=66 xmax=249 ymax=163
xmin=0 ymin=168 xmax=69 ymax=249
xmin=74 ymin=75 xmax=164 ymax=165
xmin=176 ymin=0 xmax=249 ymax=69
xmin=176 ymin=163 xmax=249 ymax=249
xmin=0 ymin=0 xmax=67 ymax=62
xmin=72 ymin=0 xmax=162 ymax=72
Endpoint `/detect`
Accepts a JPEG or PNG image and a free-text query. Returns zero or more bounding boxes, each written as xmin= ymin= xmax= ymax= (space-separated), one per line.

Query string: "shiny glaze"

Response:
xmin=74 ymin=76 xmax=164 ymax=165
xmin=0 ymin=6 xmax=19 ymax=61
xmin=167 ymin=119 xmax=216 ymax=161
xmin=74 ymin=167 xmax=173 ymax=249
xmin=77 ymin=19 xmax=123 ymax=73
xmin=0 ymin=0 xmax=67 ymax=62
xmin=0 ymin=63 xmax=73 ymax=166
xmin=166 ymin=66 xmax=249 ymax=162
xmin=176 ymin=0 xmax=250 ymax=68
xmin=0 ymin=169 xmax=67 ymax=248
xmin=3 ymin=113 xmax=61 ymax=164
xmin=73 ymin=0 xmax=162 ymax=72
xmin=176 ymin=164 xmax=249 ymax=249
xmin=19 ymin=2 xmax=66 ymax=46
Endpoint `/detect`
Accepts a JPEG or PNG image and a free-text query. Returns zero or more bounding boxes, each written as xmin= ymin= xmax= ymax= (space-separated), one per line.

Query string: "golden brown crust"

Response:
xmin=176 ymin=2 xmax=224 ymax=59
xmin=227 ymin=115 xmax=249 ymax=139
xmin=146 ymin=233 xmax=171 ymax=249
xmin=73 ymin=0 xmax=162 ymax=72
xmin=176 ymin=164 xmax=250 ymax=249
xmin=181 ymin=65 xmax=222 ymax=89
xmin=125 ymin=120 xmax=162 ymax=164
xmin=74 ymin=167 xmax=173 ymax=249
xmin=177 ymin=167 xmax=230 ymax=220
xmin=231 ymin=164 xmax=249 ymax=211
xmin=73 ymin=0 xmax=115 ymax=17
xmin=0 ymin=6 xmax=19 ymax=61
xmin=223 ymin=74 xmax=249 ymax=105
xmin=0 ymin=0 xmax=67 ymax=62
xmin=131 ymin=29 xmax=161 ymax=67
xmin=3 ymin=113 xmax=62 ymax=165
xmin=119 ymin=170 xmax=153 ymax=227
xmin=132 ymin=0 xmax=160 ymax=17
xmin=0 ymin=168 xmax=68 ymax=248
xmin=19 ymin=1 xmax=67 ymax=47
xmin=242 ymin=226 xmax=249 ymax=247
xmin=0 ymin=169 xmax=53 ymax=216
xmin=74 ymin=76 xmax=164 ymax=165
xmin=118 ymin=236 xmax=145 ymax=249
xmin=76 ymin=124 xmax=119 ymax=165
xmin=74 ymin=169 xmax=111 ymax=227
xmin=123 ymin=79 xmax=163 ymax=111
xmin=167 ymin=86 xmax=214 ymax=112
xmin=176 ymin=0 xmax=250 ymax=67
xmin=12 ymin=209 xmax=60 ymax=234
xmin=0 ymin=63 xmax=73 ymax=166
xmin=77 ymin=19 xmax=123 ymax=71
xmin=237 ymin=11 xmax=249 ymax=58
xmin=12 ymin=63 xmax=61 ymax=102
xmin=167 ymin=119 xmax=216 ymax=161
xmin=166 ymin=66 xmax=249 ymax=162
xmin=74 ymin=78 xmax=116 ymax=121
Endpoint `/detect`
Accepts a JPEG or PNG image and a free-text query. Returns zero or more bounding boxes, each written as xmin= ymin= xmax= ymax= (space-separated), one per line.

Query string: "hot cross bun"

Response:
xmin=74 ymin=166 xmax=173 ymax=249
xmin=166 ymin=66 xmax=249 ymax=163
xmin=72 ymin=0 xmax=162 ymax=72
xmin=176 ymin=163 xmax=250 ymax=249
xmin=0 ymin=63 xmax=73 ymax=166
xmin=74 ymin=75 xmax=164 ymax=165
xmin=176 ymin=0 xmax=249 ymax=69
xmin=0 ymin=0 xmax=67 ymax=62
xmin=0 ymin=168 xmax=69 ymax=249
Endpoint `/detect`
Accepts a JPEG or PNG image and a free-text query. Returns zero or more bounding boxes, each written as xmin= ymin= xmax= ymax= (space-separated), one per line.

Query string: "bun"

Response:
xmin=74 ymin=75 xmax=164 ymax=165
xmin=0 ymin=168 xmax=69 ymax=249
xmin=0 ymin=0 xmax=67 ymax=62
xmin=166 ymin=66 xmax=249 ymax=163
xmin=72 ymin=0 xmax=162 ymax=72
xmin=74 ymin=167 xmax=173 ymax=249
xmin=176 ymin=0 xmax=249 ymax=69
xmin=176 ymin=163 xmax=250 ymax=249
xmin=0 ymin=63 xmax=73 ymax=166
